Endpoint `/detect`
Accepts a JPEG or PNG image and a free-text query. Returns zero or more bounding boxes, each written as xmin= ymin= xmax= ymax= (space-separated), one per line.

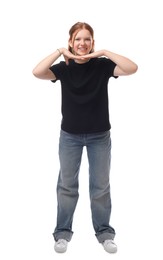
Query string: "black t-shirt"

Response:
xmin=50 ymin=57 xmax=118 ymax=134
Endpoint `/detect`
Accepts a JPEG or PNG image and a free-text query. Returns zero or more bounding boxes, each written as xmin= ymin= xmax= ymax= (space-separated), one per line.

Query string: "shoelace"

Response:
xmin=57 ymin=239 xmax=67 ymax=246
xmin=104 ymin=240 xmax=116 ymax=246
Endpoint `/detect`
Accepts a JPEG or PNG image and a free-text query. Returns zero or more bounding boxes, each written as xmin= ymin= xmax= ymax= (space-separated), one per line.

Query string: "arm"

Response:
xmin=80 ymin=50 xmax=138 ymax=76
xmin=32 ymin=49 xmax=61 ymax=80
xmin=32 ymin=48 xmax=78 ymax=80
xmin=103 ymin=50 xmax=138 ymax=76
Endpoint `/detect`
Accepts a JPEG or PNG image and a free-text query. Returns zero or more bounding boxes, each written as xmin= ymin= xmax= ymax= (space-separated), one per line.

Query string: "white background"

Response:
xmin=0 ymin=0 xmax=163 ymax=259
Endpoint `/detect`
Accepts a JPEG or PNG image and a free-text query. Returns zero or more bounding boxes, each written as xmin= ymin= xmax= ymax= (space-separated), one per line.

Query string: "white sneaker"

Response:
xmin=103 ymin=239 xmax=117 ymax=253
xmin=54 ymin=239 xmax=68 ymax=253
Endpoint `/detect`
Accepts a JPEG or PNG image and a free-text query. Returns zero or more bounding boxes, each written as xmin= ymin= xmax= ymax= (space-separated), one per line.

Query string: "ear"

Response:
xmin=91 ymin=39 xmax=95 ymax=52
xmin=92 ymin=39 xmax=95 ymax=49
xmin=69 ymin=39 xmax=73 ymax=48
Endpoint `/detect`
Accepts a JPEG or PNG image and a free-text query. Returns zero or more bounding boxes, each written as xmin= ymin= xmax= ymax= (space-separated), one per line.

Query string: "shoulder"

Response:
xmin=51 ymin=61 xmax=66 ymax=70
xmin=96 ymin=57 xmax=114 ymax=64
xmin=49 ymin=61 xmax=67 ymax=81
xmin=92 ymin=57 xmax=115 ymax=67
xmin=93 ymin=57 xmax=116 ymax=71
xmin=50 ymin=61 xmax=67 ymax=73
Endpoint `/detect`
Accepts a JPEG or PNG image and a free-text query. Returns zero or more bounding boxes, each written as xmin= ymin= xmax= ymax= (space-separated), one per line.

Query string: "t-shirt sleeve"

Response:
xmin=110 ymin=60 xmax=118 ymax=79
xmin=49 ymin=61 xmax=65 ymax=83
xmin=104 ymin=58 xmax=118 ymax=79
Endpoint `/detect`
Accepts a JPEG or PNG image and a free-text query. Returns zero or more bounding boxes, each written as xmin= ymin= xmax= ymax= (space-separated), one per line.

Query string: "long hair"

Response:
xmin=68 ymin=22 xmax=94 ymax=53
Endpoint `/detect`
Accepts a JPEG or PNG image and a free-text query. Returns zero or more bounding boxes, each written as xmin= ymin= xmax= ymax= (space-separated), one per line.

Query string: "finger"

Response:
xmin=63 ymin=55 xmax=69 ymax=65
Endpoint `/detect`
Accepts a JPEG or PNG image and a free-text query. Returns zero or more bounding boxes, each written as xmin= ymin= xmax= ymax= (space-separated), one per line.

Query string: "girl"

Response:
xmin=32 ymin=22 xmax=138 ymax=253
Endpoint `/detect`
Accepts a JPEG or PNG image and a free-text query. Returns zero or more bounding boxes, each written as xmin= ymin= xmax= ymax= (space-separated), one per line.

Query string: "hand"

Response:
xmin=60 ymin=49 xmax=105 ymax=64
xmin=79 ymin=50 xmax=105 ymax=60
xmin=59 ymin=48 xmax=78 ymax=65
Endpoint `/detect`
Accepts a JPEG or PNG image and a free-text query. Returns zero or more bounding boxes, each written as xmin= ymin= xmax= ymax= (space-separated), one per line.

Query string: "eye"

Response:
xmin=85 ymin=38 xmax=91 ymax=41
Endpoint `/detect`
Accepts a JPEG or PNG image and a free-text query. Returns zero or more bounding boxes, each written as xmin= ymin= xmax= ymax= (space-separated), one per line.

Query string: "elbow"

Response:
xmin=134 ymin=64 xmax=138 ymax=73
xmin=131 ymin=63 xmax=138 ymax=74
xmin=126 ymin=63 xmax=138 ymax=75
xmin=32 ymin=68 xmax=43 ymax=79
xmin=32 ymin=68 xmax=39 ymax=78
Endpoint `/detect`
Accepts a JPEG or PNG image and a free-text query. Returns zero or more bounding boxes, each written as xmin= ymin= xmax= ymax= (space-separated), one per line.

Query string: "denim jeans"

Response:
xmin=53 ymin=130 xmax=115 ymax=243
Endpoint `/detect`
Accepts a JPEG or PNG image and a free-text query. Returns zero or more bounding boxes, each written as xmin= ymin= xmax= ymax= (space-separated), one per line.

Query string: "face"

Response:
xmin=69 ymin=29 xmax=94 ymax=56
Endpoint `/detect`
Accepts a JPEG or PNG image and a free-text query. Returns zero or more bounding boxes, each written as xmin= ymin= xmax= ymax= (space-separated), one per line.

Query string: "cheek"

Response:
xmin=73 ymin=43 xmax=78 ymax=50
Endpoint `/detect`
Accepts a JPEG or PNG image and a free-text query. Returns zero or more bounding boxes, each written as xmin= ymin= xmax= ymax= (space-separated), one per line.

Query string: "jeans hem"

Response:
xmin=53 ymin=230 xmax=73 ymax=242
xmin=96 ymin=232 xmax=115 ymax=243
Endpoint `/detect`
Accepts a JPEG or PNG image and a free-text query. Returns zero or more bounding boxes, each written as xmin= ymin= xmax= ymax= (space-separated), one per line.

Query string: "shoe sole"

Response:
xmin=54 ymin=247 xmax=67 ymax=253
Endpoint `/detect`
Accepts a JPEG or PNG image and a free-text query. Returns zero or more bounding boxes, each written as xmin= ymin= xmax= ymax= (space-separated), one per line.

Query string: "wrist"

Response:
xmin=57 ymin=48 xmax=62 ymax=56
xmin=102 ymin=49 xmax=107 ymax=56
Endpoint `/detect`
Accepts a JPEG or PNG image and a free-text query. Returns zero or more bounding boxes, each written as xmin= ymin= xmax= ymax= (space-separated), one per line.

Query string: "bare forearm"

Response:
xmin=32 ymin=49 xmax=61 ymax=79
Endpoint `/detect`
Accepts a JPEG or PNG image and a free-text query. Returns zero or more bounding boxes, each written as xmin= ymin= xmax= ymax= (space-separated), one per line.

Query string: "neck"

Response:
xmin=74 ymin=58 xmax=90 ymax=64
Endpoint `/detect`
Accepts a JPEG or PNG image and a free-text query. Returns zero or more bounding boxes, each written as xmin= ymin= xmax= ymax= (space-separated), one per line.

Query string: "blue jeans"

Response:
xmin=53 ymin=130 xmax=115 ymax=243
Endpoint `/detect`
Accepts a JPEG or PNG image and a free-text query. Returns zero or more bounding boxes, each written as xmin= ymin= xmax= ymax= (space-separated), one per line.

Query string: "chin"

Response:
xmin=77 ymin=52 xmax=88 ymax=56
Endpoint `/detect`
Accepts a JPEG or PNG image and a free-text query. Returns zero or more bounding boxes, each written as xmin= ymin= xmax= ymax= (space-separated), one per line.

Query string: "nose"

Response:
xmin=80 ymin=39 xmax=85 ymax=45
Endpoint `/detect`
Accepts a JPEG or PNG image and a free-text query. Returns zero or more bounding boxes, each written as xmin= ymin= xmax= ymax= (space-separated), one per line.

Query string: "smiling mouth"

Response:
xmin=78 ymin=47 xmax=90 ymax=53
xmin=78 ymin=48 xmax=87 ymax=51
